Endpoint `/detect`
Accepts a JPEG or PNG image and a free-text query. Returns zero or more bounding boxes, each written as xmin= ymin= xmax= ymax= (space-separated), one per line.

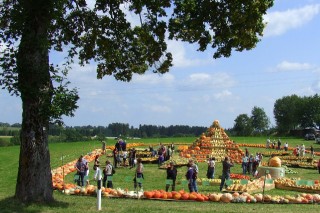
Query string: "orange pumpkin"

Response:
xmin=189 ymin=193 xmax=197 ymax=200
xmin=173 ymin=192 xmax=181 ymax=200
xmin=166 ymin=192 xmax=173 ymax=199
xmin=162 ymin=192 xmax=168 ymax=199
xmin=268 ymin=157 xmax=281 ymax=167
xmin=181 ymin=193 xmax=190 ymax=200
xmin=153 ymin=191 xmax=161 ymax=198
xmin=196 ymin=194 xmax=205 ymax=202
xmin=144 ymin=191 xmax=153 ymax=199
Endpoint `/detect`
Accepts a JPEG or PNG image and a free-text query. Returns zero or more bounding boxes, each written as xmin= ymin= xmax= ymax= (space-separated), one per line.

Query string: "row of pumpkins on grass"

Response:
xmin=144 ymin=190 xmax=320 ymax=204
xmin=60 ymin=184 xmax=320 ymax=204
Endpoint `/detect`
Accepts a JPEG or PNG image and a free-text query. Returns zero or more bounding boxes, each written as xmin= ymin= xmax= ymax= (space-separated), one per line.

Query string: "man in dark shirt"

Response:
xmin=220 ymin=156 xmax=234 ymax=191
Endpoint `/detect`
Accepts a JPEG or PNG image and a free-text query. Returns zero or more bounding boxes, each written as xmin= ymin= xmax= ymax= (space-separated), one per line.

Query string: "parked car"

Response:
xmin=304 ymin=133 xmax=315 ymax=140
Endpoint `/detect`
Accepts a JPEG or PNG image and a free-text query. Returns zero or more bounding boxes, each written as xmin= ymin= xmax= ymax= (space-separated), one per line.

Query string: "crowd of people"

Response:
xmin=73 ymin=137 xmax=319 ymax=194
xmin=241 ymin=149 xmax=263 ymax=176
xmin=266 ymin=138 xmax=284 ymax=150
xmin=266 ymin=138 xmax=315 ymax=158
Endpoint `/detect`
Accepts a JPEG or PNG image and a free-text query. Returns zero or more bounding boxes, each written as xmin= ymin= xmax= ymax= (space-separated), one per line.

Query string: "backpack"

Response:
xmin=192 ymin=168 xmax=198 ymax=179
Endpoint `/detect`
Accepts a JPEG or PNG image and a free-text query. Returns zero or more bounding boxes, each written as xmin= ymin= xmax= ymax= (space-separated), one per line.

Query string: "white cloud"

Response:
xmin=214 ymin=90 xmax=232 ymax=100
xmin=275 ymin=61 xmax=316 ymax=72
xmin=132 ymin=73 xmax=175 ymax=85
xmin=264 ymin=4 xmax=320 ymax=37
xmin=183 ymin=72 xmax=235 ymax=89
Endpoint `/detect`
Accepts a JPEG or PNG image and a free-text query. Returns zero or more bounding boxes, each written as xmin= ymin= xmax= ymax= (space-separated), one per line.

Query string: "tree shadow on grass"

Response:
xmin=0 ymin=196 xmax=69 ymax=213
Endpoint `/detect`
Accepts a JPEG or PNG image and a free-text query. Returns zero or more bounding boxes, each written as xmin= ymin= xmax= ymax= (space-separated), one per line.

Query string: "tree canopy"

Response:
xmin=274 ymin=94 xmax=320 ymax=133
xmin=0 ymin=0 xmax=274 ymax=203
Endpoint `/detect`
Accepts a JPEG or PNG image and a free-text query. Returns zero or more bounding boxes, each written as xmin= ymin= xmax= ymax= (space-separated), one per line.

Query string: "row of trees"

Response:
xmin=274 ymin=94 xmax=320 ymax=133
xmin=3 ymin=94 xmax=319 ymax=139
xmin=231 ymin=94 xmax=320 ymax=136
xmin=232 ymin=106 xmax=270 ymax=136
xmin=0 ymin=122 xmax=207 ymax=143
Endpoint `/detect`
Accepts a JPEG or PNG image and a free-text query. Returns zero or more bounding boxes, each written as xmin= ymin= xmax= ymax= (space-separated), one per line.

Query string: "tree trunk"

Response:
xmin=15 ymin=1 xmax=54 ymax=203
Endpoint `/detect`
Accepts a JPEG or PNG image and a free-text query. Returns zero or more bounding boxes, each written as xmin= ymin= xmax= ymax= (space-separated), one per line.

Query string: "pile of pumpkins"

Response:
xmin=208 ymin=192 xmax=320 ymax=203
xmin=142 ymin=189 xmax=320 ymax=204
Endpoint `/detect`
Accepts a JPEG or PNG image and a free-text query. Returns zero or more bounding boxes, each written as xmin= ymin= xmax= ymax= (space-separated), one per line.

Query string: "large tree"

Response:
xmin=233 ymin=113 xmax=253 ymax=136
xmin=273 ymin=94 xmax=302 ymax=133
xmin=0 ymin=0 xmax=274 ymax=203
xmin=251 ymin=106 xmax=270 ymax=133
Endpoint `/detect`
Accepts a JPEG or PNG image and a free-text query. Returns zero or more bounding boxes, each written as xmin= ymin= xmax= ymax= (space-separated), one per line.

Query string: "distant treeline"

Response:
xmin=0 ymin=122 xmax=209 ymax=144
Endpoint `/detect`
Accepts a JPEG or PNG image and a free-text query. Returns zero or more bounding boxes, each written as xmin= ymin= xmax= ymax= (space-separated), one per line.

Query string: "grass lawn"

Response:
xmin=0 ymin=136 xmax=320 ymax=213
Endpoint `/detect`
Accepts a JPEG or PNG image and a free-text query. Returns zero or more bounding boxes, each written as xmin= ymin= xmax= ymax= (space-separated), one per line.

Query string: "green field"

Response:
xmin=0 ymin=137 xmax=320 ymax=213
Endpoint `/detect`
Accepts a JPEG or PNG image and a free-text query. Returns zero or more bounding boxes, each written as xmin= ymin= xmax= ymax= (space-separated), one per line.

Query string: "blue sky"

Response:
xmin=1 ymin=0 xmax=320 ymax=129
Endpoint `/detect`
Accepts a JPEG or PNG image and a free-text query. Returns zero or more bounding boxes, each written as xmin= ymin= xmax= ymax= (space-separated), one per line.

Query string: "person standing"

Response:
xmin=134 ymin=158 xmax=144 ymax=191
xmin=310 ymin=145 xmax=315 ymax=158
xmin=248 ymin=154 xmax=254 ymax=175
xmin=206 ymin=157 xmax=215 ymax=179
xmin=245 ymin=148 xmax=249 ymax=157
xmin=122 ymin=140 xmax=127 ymax=151
xmin=103 ymin=160 xmax=114 ymax=188
xmin=93 ymin=155 xmax=101 ymax=180
xmin=85 ymin=161 xmax=90 ymax=185
xmin=277 ymin=138 xmax=281 ymax=150
xmin=167 ymin=146 xmax=172 ymax=161
xmin=186 ymin=163 xmax=195 ymax=192
xmin=266 ymin=138 xmax=270 ymax=149
xmin=165 ymin=162 xmax=177 ymax=192
xmin=284 ymin=142 xmax=288 ymax=151
xmin=122 ymin=150 xmax=128 ymax=167
xmin=189 ymin=159 xmax=199 ymax=192
xmin=129 ymin=148 xmax=136 ymax=169
xmin=75 ymin=155 xmax=87 ymax=187
xmin=113 ymin=148 xmax=119 ymax=168
xmin=102 ymin=141 xmax=106 ymax=154
xmin=220 ymin=156 xmax=234 ymax=191
xmin=300 ymin=144 xmax=306 ymax=157
xmin=296 ymin=145 xmax=300 ymax=157
xmin=170 ymin=143 xmax=175 ymax=156
xmin=242 ymin=154 xmax=249 ymax=175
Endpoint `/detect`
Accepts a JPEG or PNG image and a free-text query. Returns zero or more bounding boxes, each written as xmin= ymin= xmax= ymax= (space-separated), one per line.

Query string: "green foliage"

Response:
xmin=233 ymin=114 xmax=253 ymax=136
xmin=10 ymin=135 xmax=20 ymax=145
xmin=274 ymin=94 xmax=320 ymax=133
xmin=0 ymin=138 xmax=10 ymax=147
xmin=251 ymin=106 xmax=270 ymax=133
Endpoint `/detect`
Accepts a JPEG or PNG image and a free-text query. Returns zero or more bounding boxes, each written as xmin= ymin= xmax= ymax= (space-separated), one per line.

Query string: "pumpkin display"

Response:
xmin=51 ymin=144 xmax=320 ymax=205
xmin=179 ymin=119 xmax=245 ymax=163
xmin=220 ymin=193 xmax=233 ymax=203
xmin=269 ymin=156 xmax=282 ymax=167
xmin=209 ymin=193 xmax=222 ymax=202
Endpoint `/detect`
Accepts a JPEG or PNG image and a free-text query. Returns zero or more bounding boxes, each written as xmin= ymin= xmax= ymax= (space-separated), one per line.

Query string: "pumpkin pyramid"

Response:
xmin=180 ymin=120 xmax=243 ymax=163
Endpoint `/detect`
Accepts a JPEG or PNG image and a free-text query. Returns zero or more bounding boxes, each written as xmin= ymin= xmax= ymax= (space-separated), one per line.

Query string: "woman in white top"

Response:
xmin=206 ymin=157 xmax=215 ymax=179
xmin=103 ymin=160 xmax=113 ymax=188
